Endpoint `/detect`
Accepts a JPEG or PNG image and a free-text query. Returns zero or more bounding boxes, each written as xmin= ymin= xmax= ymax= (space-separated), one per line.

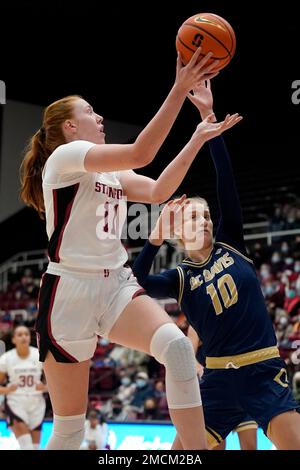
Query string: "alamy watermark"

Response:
xmin=0 ymin=80 xmax=6 ymax=104
xmin=291 ymin=80 xmax=300 ymax=105
xmin=291 ymin=340 xmax=300 ymax=365
xmin=95 ymin=199 xmax=208 ymax=250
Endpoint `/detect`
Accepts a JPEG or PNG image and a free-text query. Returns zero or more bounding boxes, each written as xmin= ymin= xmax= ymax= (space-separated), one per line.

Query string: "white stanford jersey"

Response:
xmin=42 ymin=140 xmax=128 ymax=271
xmin=0 ymin=347 xmax=43 ymax=396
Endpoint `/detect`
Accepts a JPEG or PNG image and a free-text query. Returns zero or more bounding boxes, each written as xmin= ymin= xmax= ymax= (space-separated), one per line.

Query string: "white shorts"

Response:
xmin=36 ymin=263 xmax=145 ymax=363
xmin=5 ymin=394 xmax=46 ymax=430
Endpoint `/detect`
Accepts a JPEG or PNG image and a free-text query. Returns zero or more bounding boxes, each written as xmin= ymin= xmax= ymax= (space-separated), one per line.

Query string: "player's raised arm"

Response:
xmin=84 ymin=48 xmax=219 ymax=173
xmin=188 ymin=80 xmax=246 ymax=253
xmin=120 ymin=112 xmax=242 ymax=204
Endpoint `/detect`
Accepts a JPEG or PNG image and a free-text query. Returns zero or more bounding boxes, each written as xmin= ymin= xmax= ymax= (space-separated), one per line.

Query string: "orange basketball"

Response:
xmin=176 ymin=13 xmax=236 ymax=72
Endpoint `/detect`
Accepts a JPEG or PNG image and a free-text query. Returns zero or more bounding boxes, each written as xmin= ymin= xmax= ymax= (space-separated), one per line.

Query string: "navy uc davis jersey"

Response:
xmin=177 ymin=242 xmax=277 ymax=358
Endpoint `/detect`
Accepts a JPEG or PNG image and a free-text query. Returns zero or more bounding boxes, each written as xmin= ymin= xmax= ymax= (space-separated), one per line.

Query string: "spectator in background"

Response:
xmin=25 ymin=301 xmax=38 ymax=326
xmin=115 ymin=372 xmax=136 ymax=406
xmin=154 ymin=380 xmax=166 ymax=400
xmin=154 ymin=380 xmax=168 ymax=418
xmin=275 ymin=316 xmax=289 ymax=344
xmin=80 ymin=409 xmax=109 ymax=450
xmin=141 ymin=397 xmax=163 ymax=420
xmin=104 ymin=397 xmax=129 ymax=422
xmin=108 ymin=344 xmax=150 ymax=368
xmin=92 ymin=337 xmax=115 ymax=367
xmin=251 ymin=242 xmax=264 ymax=268
xmin=281 ymin=241 xmax=290 ymax=256
xmin=125 ymin=372 xmax=155 ymax=418
xmin=259 ymin=263 xmax=273 ymax=283
xmin=294 ymin=260 xmax=300 ymax=275
xmin=270 ymin=206 xmax=285 ymax=234
xmin=270 ymin=251 xmax=284 ymax=273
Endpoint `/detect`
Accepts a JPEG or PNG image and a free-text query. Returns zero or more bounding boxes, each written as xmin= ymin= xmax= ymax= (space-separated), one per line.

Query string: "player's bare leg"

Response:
xmin=43 ymin=352 xmax=90 ymax=449
xmin=213 ymin=439 xmax=226 ymax=450
xmin=109 ymin=295 xmax=207 ymax=450
xmin=268 ymin=410 xmax=300 ymax=449
xmin=11 ymin=421 xmax=34 ymax=449
xmin=31 ymin=429 xmax=41 ymax=449
xmin=238 ymin=428 xmax=257 ymax=450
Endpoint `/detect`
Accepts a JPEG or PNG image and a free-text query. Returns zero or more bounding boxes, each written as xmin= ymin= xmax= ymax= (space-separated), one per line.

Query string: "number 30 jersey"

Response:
xmin=42 ymin=140 xmax=128 ymax=271
xmin=0 ymin=347 xmax=43 ymax=396
xmin=177 ymin=242 xmax=277 ymax=358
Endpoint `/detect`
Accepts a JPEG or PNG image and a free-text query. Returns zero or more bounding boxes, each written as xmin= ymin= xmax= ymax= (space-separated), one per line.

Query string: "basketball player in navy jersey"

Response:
xmin=132 ymin=80 xmax=300 ymax=449
xmin=20 ymin=48 xmax=242 ymax=450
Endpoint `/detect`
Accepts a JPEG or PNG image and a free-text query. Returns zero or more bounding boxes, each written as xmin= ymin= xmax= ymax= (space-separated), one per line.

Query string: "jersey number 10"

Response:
xmin=206 ymin=274 xmax=238 ymax=315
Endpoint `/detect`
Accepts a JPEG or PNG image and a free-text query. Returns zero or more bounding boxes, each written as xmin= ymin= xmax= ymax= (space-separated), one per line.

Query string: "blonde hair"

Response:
xmin=174 ymin=196 xmax=209 ymax=250
xmin=20 ymin=95 xmax=81 ymax=218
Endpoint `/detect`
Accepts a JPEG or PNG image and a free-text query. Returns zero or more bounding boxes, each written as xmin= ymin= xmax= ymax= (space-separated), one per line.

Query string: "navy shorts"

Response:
xmin=200 ymin=358 xmax=299 ymax=446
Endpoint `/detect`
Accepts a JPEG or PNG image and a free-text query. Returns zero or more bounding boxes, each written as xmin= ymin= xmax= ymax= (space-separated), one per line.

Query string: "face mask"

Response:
xmin=287 ymin=289 xmax=296 ymax=299
xmin=260 ymin=269 xmax=270 ymax=278
xmin=99 ymin=338 xmax=110 ymax=346
xmin=112 ymin=407 xmax=121 ymax=414
xmin=271 ymin=254 xmax=280 ymax=263
xmin=285 ymin=258 xmax=294 ymax=266
xmin=295 ymin=264 xmax=300 ymax=273
xmin=277 ymin=315 xmax=287 ymax=326
xmin=265 ymin=286 xmax=274 ymax=296
xmin=145 ymin=408 xmax=156 ymax=416
xmin=121 ymin=377 xmax=131 ymax=386
xmin=281 ymin=245 xmax=289 ymax=254
xmin=136 ymin=379 xmax=146 ymax=388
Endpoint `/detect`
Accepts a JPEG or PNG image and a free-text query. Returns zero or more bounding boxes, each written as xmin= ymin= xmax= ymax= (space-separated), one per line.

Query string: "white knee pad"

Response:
xmin=150 ymin=323 xmax=202 ymax=409
xmin=17 ymin=433 xmax=34 ymax=450
xmin=46 ymin=413 xmax=85 ymax=450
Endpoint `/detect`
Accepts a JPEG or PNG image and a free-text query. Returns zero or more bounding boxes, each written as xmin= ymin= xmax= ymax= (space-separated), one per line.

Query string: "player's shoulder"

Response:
xmin=29 ymin=346 xmax=40 ymax=359
xmin=52 ymin=140 xmax=95 ymax=156
xmin=2 ymin=348 xmax=15 ymax=359
xmin=45 ymin=140 xmax=96 ymax=171
xmin=215 ymin=241 xmax=254 ymax=265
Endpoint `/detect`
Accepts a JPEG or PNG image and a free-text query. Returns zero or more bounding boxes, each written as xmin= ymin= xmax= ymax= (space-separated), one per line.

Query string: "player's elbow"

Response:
xmin=132 ymin=155 xmax=153 ymax=169
xmin=149 ymin=187 xmax=170 ymax=204
xmin=131 ymin=143 xmax=156 ymax=168
xmin=150 ymin=192 xmax=168 ymax=204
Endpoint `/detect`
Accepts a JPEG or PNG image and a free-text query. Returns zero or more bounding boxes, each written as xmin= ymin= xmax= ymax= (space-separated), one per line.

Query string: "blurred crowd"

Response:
xmin=269 ymin=201 xmax=300 ymax=233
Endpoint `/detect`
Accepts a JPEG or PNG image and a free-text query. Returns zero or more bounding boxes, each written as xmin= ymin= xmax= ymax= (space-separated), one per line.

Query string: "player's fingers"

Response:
xmin=197 ymin=59 xmax=220 ymax=75
xmin=198 ymin=71 xmax=219 ymax=83
xmin=195 ymin=51 xmax=213 ymax=69
xmin=224 ymin=115 xmax=243 ymax=129
xmin=189 ymin=46 xmax=204 ymax=66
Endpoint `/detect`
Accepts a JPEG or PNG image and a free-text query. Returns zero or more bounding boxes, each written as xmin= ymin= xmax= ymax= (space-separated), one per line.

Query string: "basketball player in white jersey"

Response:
xmin=20 ymin=46 xmax=241 ymax=450
xmin=0 ymin=326 xmax=47 ymax=449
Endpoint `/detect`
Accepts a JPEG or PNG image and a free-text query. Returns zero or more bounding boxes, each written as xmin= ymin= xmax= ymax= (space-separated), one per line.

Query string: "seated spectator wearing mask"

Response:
xmin=127 ymin=372 xmax=155 ymax=416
